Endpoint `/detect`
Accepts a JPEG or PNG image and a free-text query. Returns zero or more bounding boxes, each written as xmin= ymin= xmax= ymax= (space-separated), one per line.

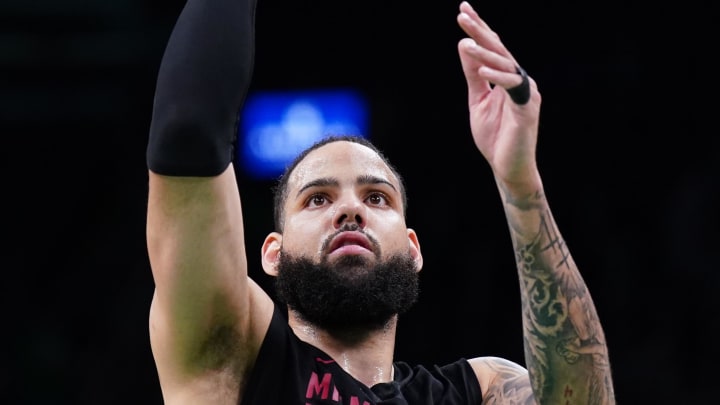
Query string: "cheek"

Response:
xmin=285 ymin=207 xmax=328 ymax=229
xmin=374 ymin=216 xmax=410 ymax=249
xmin=281 ymin=220 xmax=325 ymax=253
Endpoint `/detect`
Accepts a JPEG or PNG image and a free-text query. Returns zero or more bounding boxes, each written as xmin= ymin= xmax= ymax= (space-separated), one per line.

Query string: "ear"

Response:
xmin=261 ymin=231 xmax=283 ymax=276
xmin=407 ymin=228 xmax=423 ymax=272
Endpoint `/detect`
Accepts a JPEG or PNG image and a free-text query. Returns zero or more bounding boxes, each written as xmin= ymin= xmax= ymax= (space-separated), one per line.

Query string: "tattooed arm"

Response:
xmin=486 ymin=183 xmax=615 ymax=405
xmin=456 ymin=1 xmax=615 ymax=403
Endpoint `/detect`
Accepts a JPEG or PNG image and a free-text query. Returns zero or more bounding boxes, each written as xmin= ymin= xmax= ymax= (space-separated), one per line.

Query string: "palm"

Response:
xmin=466 ymin=79 xmax=540 ymax=184
xmin=456 ymin=1 xmax=541 ymax=185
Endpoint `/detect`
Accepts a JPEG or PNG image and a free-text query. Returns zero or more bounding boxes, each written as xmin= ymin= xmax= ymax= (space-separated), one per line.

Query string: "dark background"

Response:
xmin=3 ymin=0 xmax=718 ymax=403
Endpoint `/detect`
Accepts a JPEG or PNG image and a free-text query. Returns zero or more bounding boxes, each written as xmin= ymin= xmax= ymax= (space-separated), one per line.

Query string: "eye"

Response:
xmin=306 ymin=193 xmax=329 ymax=207
xmin=366 ymin=192 xmax=388 ymax=206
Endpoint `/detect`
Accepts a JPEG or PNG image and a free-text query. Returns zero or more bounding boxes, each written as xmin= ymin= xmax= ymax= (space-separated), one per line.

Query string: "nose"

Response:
xmin=333 ymin=196 xmax=366 ymax=230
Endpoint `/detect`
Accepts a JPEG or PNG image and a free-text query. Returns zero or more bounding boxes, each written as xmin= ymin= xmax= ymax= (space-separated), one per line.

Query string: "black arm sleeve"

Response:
xmin=147 ymin=0 xmax=257 ymax=176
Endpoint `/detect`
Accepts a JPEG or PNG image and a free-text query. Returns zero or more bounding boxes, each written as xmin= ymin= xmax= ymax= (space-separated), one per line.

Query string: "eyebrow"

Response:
xmin=296 ymin=175 xmax=397 ymax=198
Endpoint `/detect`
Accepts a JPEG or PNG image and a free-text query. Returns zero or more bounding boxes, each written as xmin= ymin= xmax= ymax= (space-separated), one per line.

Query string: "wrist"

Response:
xmin=494 ymin=171 xmax=544 ymax=209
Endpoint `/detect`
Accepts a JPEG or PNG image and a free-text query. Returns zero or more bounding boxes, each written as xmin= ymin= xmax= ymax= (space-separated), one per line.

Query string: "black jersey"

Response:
xmin=240 ymin=304 xmax=482 ymax=404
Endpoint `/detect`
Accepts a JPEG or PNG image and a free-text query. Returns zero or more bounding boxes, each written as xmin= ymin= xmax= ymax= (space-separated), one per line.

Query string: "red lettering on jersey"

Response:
xmin=349 ymin=397 xmax=371 ymax=405
xmin=306 ymin=372 xmax=332 ymax=399
xmin=316 ymin=357 xmax=336 ymax=365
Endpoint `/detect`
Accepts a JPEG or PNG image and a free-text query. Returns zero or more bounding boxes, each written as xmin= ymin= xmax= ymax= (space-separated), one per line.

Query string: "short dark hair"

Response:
xmin=271 ymin=135 xmax=407 ymax=232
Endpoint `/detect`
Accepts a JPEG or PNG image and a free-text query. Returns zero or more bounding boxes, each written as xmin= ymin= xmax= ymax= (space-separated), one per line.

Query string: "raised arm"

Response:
xmin=145 ymin=0 xmax=273 ymax=402
xmin=455 ymin=2 xmax=615 ymax=404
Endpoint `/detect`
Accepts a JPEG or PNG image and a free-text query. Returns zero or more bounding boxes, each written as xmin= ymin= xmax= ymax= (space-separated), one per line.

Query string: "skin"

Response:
xmin=145 ymin=1 xmax=615 ymax=404
xmin=456 ymin=2 xmax=615 ymax=403
xmin=262 ymin=140 xmax=423 ymax=387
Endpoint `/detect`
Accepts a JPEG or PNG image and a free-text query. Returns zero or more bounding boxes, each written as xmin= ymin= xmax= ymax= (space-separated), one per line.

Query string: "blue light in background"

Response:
xmin=238 ymin=88 xmax=369 ymax=180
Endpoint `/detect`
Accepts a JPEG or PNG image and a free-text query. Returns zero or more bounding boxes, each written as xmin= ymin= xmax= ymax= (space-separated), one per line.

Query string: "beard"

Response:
xmin=274 ymin=248 xmax=419 ymax=337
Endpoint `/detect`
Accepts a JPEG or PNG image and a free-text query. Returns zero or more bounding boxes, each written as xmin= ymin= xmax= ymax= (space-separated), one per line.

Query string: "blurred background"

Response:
xmin=3 ymin=0 xmax=718 ymax=403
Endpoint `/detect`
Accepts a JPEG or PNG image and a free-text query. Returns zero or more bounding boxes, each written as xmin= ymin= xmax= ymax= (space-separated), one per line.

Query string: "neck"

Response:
xmin=288 ymin=310 xmax=398 ymax=387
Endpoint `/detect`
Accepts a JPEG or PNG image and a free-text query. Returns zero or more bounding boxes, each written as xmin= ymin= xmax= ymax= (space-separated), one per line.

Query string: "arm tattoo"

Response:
xmin=481 ymin=358 xmax=536 ymax=405
xmin=502 ymin=186 xmax=615 ymax=404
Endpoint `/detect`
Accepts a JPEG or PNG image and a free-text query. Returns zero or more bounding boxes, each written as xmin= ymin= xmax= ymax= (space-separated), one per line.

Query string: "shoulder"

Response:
xmin=467 ymin=356 xmax=536 ymax=404
xmin=390 ymin=359 xmax=482 ymax=403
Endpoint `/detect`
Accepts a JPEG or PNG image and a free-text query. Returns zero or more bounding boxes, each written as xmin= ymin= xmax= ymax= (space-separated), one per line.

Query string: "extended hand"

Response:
xmin=456 ymin=1 xmax=541 ymax=187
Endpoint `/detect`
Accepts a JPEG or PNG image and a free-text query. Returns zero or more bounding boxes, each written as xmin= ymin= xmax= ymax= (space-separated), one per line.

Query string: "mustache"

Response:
xmin=320 ymin=223 xmax=380 ymax=255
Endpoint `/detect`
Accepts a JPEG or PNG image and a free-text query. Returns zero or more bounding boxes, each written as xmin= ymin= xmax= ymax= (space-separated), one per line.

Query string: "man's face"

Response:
xmin=272 ymin=141 xmax=422 ymax=332
xmin=281 ymin=141 xmax=410 ymax=262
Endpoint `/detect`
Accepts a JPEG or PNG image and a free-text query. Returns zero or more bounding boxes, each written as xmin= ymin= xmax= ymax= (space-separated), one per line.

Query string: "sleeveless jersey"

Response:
xmin=240 ymin=304 xmax=482 ymax=404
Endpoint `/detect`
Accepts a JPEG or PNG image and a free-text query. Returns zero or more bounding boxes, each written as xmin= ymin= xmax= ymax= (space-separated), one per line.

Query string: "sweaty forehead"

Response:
xmin=288 ymin=141 xmax=397 ymax=190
